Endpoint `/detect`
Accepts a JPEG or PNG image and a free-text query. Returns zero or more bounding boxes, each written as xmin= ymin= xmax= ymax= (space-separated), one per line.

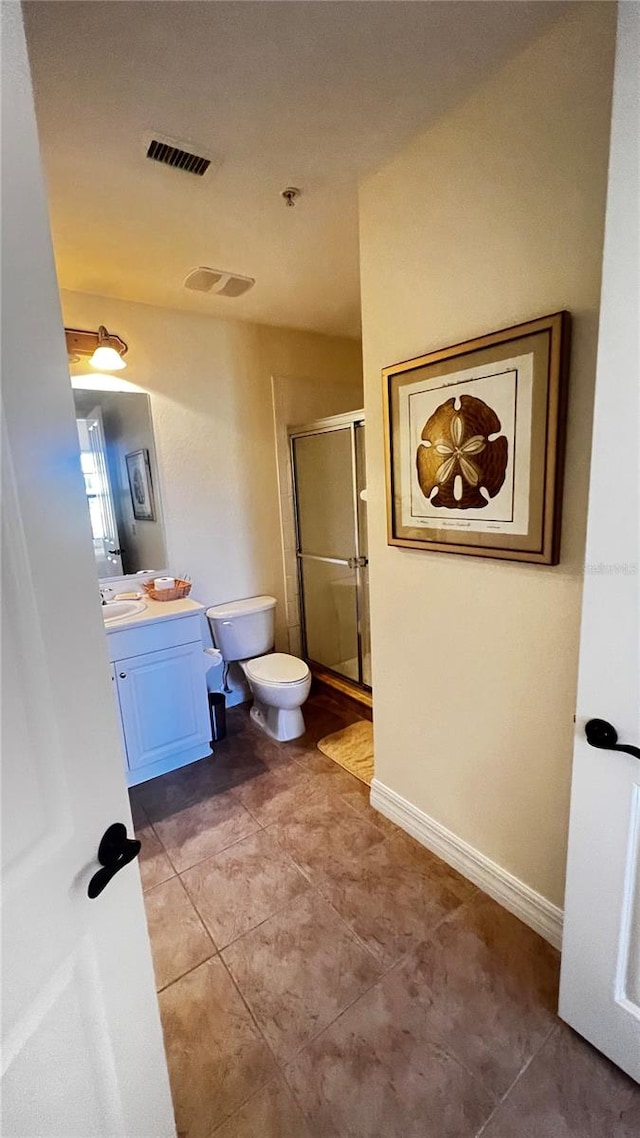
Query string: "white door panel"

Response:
xmin=559 ymin=0 xmax=640 ymax=1082
xmin=1 ymin=6 xmax=175 ymax=1135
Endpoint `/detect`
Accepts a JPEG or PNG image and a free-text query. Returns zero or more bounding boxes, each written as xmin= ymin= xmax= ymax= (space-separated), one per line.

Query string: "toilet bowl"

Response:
xmin=206 ymin=595 xmax=311 ymax=742
xmin=241 ymin=653 xmax=311 ymax=742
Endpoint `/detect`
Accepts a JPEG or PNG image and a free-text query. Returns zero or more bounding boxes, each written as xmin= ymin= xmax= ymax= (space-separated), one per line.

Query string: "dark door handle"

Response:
xmin=88 ymin=822 xmax=141 ymax=899
xmin=107 ymin=548 xmax=124 ymax=556
xmin=585 ymin=719 xmax=640 ymax=760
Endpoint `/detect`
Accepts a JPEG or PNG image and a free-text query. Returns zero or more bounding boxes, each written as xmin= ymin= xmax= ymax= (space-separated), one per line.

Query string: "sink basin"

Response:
xmin=102 ymin=600 xmax=147 ymax=624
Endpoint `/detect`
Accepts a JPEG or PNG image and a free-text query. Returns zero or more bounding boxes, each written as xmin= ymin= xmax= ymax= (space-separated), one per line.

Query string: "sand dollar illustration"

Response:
xmin=416 ymin=394 xmax=508 ymax=509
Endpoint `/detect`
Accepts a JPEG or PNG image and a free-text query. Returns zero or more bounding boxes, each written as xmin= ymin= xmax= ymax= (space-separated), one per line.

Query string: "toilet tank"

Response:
xmin=206 ymin=595 xmax=276 ymax=662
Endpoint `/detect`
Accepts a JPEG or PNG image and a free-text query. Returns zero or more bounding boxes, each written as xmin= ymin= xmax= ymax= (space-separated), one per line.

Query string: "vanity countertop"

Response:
xmin=104 ymin=596 xmax=204 ymax=633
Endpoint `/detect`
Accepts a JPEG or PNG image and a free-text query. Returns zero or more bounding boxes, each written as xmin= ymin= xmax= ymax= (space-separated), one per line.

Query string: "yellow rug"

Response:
xmin=317 ymin=720 xmax=374 ymax=786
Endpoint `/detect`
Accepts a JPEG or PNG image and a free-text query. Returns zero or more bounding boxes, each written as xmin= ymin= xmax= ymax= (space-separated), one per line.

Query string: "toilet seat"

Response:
xmin=245 ymin=652 xmax=310 ymax=686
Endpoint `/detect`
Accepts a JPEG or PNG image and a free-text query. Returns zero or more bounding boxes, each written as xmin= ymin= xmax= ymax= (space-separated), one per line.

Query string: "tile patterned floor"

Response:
xmin=130 ymin=688 xmax=639 ymax=1137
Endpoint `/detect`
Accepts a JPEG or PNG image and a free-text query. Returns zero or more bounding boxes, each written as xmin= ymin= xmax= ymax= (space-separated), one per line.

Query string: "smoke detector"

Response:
xmin=143 ymin=132 xmax=216 ymax=177
xmin=184 ymin=267 xmax=255 ymax=298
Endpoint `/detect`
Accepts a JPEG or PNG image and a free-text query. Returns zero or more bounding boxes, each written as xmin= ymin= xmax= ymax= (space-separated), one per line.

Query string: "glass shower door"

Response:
xmin=355 ymin=421 xmax=371 ymax=687
xmin=292 ymin=420 xmax=369 ymax=688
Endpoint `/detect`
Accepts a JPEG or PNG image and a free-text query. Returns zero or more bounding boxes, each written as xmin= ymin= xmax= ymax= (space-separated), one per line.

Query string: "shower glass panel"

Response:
xmin=355 ymin=422 xmax=372 ymax=687
xmin=294 ymin=430 xmax=355 ymax=561
xmin=299 ymin=559 xmax=359 ymax=679
xmin=291 ymin=414 xmax=370 ymax=691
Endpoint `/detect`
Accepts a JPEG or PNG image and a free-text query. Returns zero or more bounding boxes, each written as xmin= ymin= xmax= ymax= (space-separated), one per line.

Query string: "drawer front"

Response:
xmin=106 ymin=614 xmax=203 ymax=662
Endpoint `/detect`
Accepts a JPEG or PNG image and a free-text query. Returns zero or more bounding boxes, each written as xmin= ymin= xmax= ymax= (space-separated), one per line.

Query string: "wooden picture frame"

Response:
xmin=125 ymin=448 xmax=156 ymax=522
xmin=383 ymin=311 xmax=571 ymax=564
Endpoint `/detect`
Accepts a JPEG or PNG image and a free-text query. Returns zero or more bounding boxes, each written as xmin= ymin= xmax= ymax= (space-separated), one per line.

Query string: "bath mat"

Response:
xmin=317 ymin=720 xmax=374 ymax=786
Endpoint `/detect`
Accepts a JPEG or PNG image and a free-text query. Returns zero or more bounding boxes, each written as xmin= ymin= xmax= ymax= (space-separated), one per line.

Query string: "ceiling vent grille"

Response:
xmin=184 ymin=267 xmax=255 ymax=298
xmin=146 ymin=138 xmax=211 ymax=176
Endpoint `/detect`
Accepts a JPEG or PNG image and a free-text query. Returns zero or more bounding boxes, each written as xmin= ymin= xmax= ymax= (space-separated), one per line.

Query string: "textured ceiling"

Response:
xmin=25 ymin=1 xmax=566 ymax=338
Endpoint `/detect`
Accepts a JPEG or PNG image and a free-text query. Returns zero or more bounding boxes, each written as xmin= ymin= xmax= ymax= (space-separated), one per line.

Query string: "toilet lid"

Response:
xmin=246 ymin=653 xmax=309 ymax=684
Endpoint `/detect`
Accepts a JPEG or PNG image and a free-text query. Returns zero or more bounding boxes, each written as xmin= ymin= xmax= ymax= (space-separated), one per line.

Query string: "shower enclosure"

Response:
xmin=290 ymin=411 xmax=371 ymax=692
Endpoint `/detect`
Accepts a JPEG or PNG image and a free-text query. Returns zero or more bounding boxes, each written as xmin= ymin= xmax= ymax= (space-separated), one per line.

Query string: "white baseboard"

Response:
xmin=370 ymin=778 xmax=563 ymax=950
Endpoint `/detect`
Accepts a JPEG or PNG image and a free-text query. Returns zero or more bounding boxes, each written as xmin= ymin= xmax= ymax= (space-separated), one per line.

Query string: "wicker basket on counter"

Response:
xmin=142 ymin=578 xmax=192 ymax=602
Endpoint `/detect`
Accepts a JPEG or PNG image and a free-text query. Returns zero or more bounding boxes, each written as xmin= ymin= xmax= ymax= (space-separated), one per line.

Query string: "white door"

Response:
xmin=559 ymin=1 xmax=640 ymax=1083
xmin=1 ymin=6 xmax=176 ymax=1135
xmin=115 ymin=642 xmax=211 ymax=772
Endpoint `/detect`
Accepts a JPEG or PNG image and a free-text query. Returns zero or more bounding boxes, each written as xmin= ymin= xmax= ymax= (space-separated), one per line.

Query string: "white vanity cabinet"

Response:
xmin=106 ymin=605 xmax=211 ymax=787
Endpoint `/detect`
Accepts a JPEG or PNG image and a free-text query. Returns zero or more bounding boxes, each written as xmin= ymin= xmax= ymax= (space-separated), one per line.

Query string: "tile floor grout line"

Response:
xmin=207 ymin=1074 xmax=296 ymax=1137
xmin=147 ymin=820 xmax=180 ymax=877
xmin=259 ymin=824 xmax=324 ymax=878
xmin=202 ymin=1066 xmax=275 ymax=1136
xmin=155 ymin=947 xmax=219 ymax=996
xmin=184 ymin=866 xmax=311 ymax=956
xmin=261 ymin=820 xmax=394 ymax=922
xmin=217 ymin=885 xmax=392 ymax=1078
xmin=420 ymin=892 xmax=482 ymax=948
xmin=174 ymin=872 xmax=223 ymax=956
xmin=276 ymin=932 xmax=497 ymax=1132
xmin=298 ymin=841 xmax=473 ymax=972
xmin=276 ymin=922 xmax=541 ymax=1138
xmin=215 ymin=944 xmax=286 ymax=1074
xmin=274 ymin=912 xmax=417 ymax=1074
xmin=473 ymin=1022 xmax=560 ymax=1138
xmin=157 ymin=946 xmax=285 ymax=1129
xmin=171 ymin=822 xmax=270 ymax=881
xmin=146 ymin=874 xmax=218 ymax=991
xmin=152 ymin=816 xmax=265 ymax=877
xmin=309 ymin=881 xmax=390 ymax=967
xmin=224 ymin=782 xmax=278 ymax=829
xmin=278 ymin=1061 xmax=323 ymax=1137
xmin=334 ymin=789 xmax=395 ymax=835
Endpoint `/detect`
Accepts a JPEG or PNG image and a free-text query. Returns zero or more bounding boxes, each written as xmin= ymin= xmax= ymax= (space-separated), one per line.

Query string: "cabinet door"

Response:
xmin=115 ymin=642 xmax=210 ymax=771
xmin=109 ymin=661 xmax=130 ymax=770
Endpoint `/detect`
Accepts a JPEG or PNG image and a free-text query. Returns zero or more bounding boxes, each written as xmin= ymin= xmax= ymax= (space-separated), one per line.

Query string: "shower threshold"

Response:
xmin=309 ymin=659 xmax=372 ymax=710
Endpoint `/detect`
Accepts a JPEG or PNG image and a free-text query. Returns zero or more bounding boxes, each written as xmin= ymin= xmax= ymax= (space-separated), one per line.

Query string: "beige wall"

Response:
xmin=62 ymin=290 xmax=362 ymax=648
xmin=359 ymin=3 xmax=615 ymax=907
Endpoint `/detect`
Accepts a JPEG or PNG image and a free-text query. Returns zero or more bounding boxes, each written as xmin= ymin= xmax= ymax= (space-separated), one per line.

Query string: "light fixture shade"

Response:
xmin=90 ymin=344 xmax=126 ymax=371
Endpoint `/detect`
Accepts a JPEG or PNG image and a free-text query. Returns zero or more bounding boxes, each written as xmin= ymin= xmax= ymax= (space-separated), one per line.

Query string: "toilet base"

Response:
xmin=250 ymin=700 xmax=306 ymax=742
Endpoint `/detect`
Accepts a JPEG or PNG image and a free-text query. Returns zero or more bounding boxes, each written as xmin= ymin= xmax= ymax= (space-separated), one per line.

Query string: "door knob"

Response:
xmin=585 ymin=719 xmax=640 ymax=760
xmin=88 ymin=822 xmax=141 ymax=899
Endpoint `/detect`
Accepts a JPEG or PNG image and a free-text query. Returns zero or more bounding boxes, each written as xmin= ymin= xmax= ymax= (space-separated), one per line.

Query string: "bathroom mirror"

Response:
xmin=72 ymin=387 xmax=167 ymax=580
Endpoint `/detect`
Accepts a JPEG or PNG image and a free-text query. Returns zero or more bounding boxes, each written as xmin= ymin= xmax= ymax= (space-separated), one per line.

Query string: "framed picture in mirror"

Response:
xmin=126 ymin=449 xmax=156 ymax=521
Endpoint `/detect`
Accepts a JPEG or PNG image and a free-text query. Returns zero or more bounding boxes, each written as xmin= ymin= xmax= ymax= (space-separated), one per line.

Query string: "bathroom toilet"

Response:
xmin=206 ymin=595 xmax=311 ymax=742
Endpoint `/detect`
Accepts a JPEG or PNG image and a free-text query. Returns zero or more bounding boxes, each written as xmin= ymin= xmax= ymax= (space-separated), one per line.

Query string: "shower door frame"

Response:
xmin=289 ymin=409 xmax=370 ymax=694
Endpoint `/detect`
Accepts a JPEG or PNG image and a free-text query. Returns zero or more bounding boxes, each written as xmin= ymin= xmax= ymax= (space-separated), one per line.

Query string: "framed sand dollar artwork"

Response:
xmin=383 ymin=312 xmax=571 ymax=564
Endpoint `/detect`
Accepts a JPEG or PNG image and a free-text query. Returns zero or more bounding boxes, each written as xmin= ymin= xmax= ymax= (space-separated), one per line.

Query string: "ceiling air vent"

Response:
xmin=184 ymin=267 xmax=255 ymax=298
xmin=146 ymin=136 xmax=211 ymax=176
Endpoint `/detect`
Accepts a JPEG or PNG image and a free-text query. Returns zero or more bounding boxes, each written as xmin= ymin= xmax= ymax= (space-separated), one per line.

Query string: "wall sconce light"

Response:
xmin=65 ymin=325 xmax=128 ymax=371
